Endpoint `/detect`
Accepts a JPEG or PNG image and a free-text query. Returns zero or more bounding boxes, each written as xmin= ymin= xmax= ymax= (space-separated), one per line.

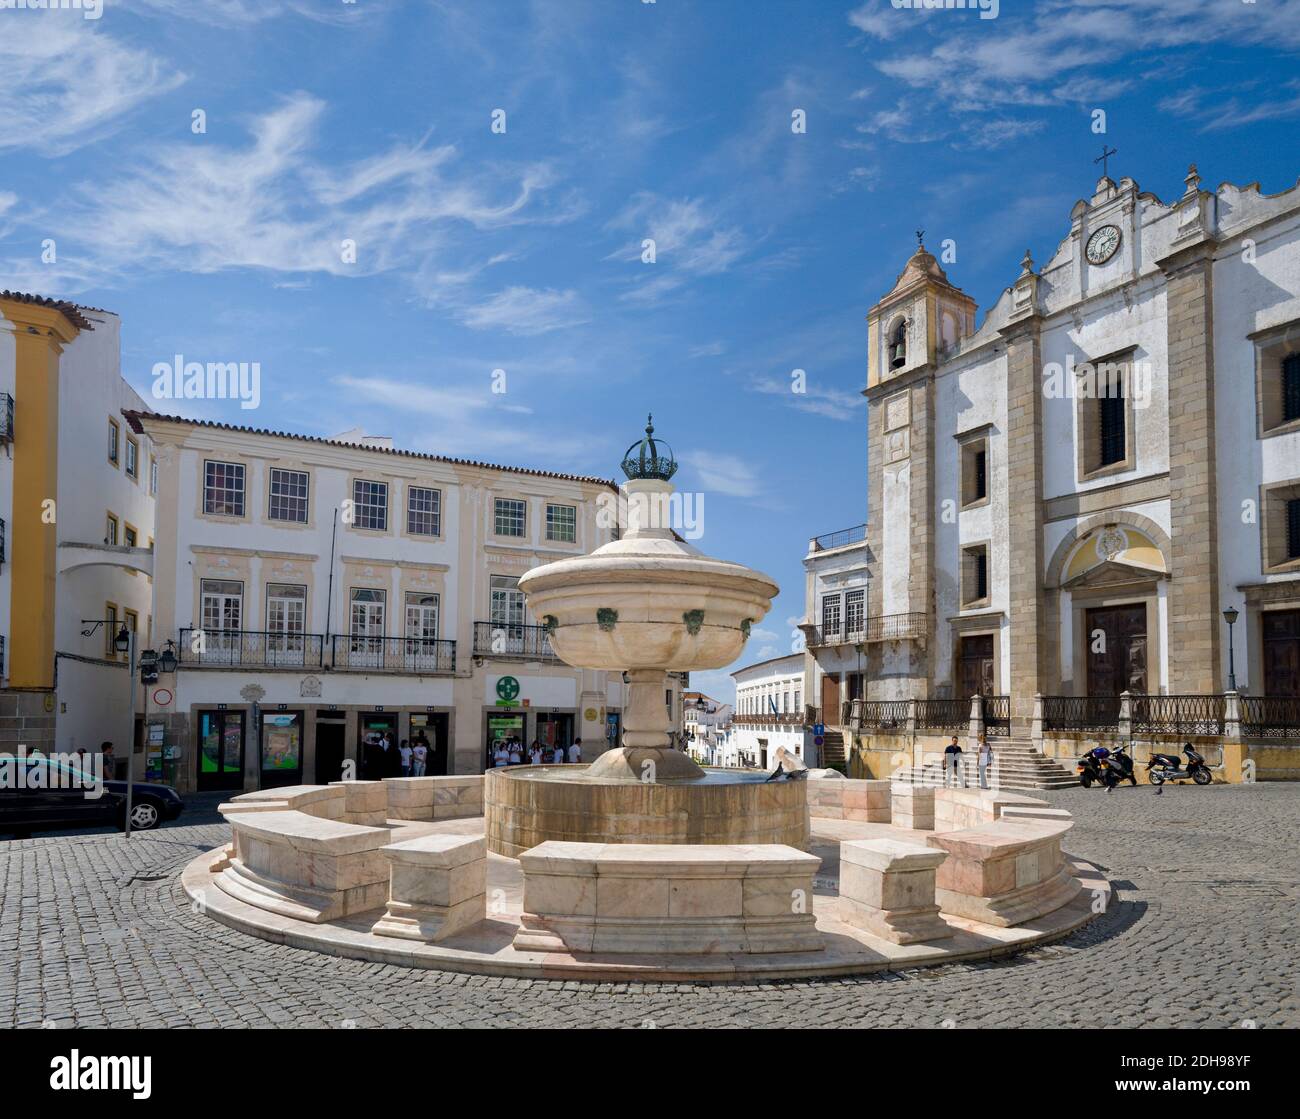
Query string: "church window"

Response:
xmin=1283 ymin=354 xmax=1300 ymax=425
xmin=959 ymin=432 xmax=990 ymax=508
xmin=961 ymin=544 xmax=990 ymax=608
xmin=1289 ymin=498 xmax=1300 ymax=560
xmin=1261 ymin=480 xmax=1300 ymax=571
xmin=1077 ymin=351 xmax=1135 ymax=481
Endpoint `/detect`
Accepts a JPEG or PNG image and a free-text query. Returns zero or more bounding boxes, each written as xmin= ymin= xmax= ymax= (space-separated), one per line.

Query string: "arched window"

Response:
xmin=889 ymin=318 xmax=907 ymax=369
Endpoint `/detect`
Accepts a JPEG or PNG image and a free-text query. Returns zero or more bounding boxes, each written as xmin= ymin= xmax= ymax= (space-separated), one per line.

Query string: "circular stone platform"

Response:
xmin=183 ymin=815 xmax=1109 ymax=982
xmin=483 ymin=765 xmax=810 ymax=858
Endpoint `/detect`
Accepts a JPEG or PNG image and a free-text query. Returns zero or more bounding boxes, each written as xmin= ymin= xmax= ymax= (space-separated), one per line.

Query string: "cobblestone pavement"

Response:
xmin=2 ymin=784 xmax=1297 ymax=1029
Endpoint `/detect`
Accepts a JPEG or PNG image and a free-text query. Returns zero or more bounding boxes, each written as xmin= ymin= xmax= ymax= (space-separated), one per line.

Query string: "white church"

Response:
xmin=804 ymin=165 xmax=1300 ymax=746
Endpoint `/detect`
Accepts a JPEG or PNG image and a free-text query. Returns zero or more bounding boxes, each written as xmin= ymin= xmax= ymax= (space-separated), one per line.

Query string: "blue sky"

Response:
xmin=5 ymin=0 xmax=1300 ymax=702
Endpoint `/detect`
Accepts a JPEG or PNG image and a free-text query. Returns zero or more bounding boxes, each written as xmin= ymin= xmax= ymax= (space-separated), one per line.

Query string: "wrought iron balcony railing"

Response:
xmin=178 ymin=628 xmax=326 ymax=668
xmin=806 ymin=612 xmax=927 ymax=647
xmin=1132 ymin=693 xmax=1225 ymax=736
xmin=331 ymin=635 xmax=456 ymax=674
xmin=1240 ymin=696 xmax=1300 ymax=740
xmin=472 ymin=622 xmax=559 ymax=661
xmin=732 ymin=712 xmax=805 ymax=727
xmin=810 ymin=522 xmax=867 ymax=551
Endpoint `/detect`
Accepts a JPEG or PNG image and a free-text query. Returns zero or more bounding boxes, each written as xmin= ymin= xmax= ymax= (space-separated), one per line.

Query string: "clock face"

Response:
xmin=1085 ymin=224 xmax=1121 ymax=265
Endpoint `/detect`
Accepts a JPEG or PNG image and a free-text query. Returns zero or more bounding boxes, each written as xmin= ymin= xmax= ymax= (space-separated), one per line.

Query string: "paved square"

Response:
xmin=1 ymin=784 xmax=1296 ymax=1029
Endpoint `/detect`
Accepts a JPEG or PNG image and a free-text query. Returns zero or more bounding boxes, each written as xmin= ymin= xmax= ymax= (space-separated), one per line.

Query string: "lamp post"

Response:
xmin=1222 ymin=607 xmax=1239 ymax=693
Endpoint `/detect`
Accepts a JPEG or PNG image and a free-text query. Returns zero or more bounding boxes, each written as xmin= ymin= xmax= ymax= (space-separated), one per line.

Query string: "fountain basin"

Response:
xmin=484 ymin=766 xmax=811 ymax=858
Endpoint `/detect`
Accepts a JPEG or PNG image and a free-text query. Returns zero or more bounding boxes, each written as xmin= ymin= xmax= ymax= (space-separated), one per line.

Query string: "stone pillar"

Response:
xmin=1159 ymin=240 xmax=1221 ymax=693
xmin=891 ymin=783 xmax=935 ymax=830
xmin=1031 ymin=692 xmax=1045 ymax=749
xmin=1000 ymin=309 xmax=1047 ymax=738
xmin=371 ymin=834 xmax=486 ymax=943
xmin=839 ymin=838 xmax=952 ymax=944
xmin=1118 ymin=690 xmax=1133 ymax=738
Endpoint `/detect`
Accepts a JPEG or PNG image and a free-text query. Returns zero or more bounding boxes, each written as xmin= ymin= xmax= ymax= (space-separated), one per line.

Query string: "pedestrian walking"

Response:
xmin=977 ymin=733 xmax=992 ymax=790
xmin=943 ymin=735 xmax=964 ymax=788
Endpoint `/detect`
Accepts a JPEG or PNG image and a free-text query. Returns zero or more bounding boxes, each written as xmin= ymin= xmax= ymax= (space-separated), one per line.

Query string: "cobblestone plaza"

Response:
xmin=3 ymin=784 xmax=1294 ymax=1030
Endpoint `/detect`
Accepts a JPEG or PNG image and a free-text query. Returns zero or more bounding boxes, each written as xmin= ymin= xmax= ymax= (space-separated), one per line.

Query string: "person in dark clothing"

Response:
xmin=943 ymin=736 xmax=965 ymax=788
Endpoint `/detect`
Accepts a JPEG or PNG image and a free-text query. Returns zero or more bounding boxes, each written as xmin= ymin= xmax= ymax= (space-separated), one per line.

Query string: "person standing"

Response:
xmin=411 ymin=738 xmax=428 ymax=777
xmin=568 ymin=738 xmax=582 ymax=764
xmin=100 ymin=742 xmax=117 ymax=781
xmin=943 ymin=736 xmax=964 ymax=788
xmin=508 ymin=740 xmax=523 ymax=765
xmin=492 ymin=742 xmax=510 ymax=768
xmin=399 ymin=738 xmax=413 ymax=777
xmin=529 ymin=741 xmax=542 ymax=766
xmin=977 ymin=733 xmax=993 ymax=790
xmin=550 ymin=742 xmax=564 ymax=764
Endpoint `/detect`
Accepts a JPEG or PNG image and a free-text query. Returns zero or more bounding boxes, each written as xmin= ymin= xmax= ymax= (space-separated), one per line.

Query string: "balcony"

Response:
xmin=177 ymin=628 xmax=456 ymax=674
xmin=809 ymin=523 xmax=866 ymax=552
xmin=472 ymin=622 xmax=559 ymax=662
xmin=331 ymin=635 xmax=456 ymax=674
xmin=732 ymin=712 xmax=805 ymax=728
xmin=805 ymin=612 xmax=927 ymax=647
xmin=179 ymin=628 xmax=326 ymax=669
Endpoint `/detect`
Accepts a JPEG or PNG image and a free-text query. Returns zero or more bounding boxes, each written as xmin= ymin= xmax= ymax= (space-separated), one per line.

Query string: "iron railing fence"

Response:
xmin=1042 ymin=695 xmax=1122 ymax=732
xmin=1240 ymin=696 xmax=1300 ymax=740
xmin=331 ymin=635 xmax=456 ymax=674
xmin=917 ymin=699 xmax=968 ymax=731
xmin=1132 ymin=693 xmax=1225 ymax=736
xmin=812 ymin=523 xmax=867 ymax=551
xmin=178 ymin=628 xmax=326 ymax=669
xmin=807 ymin=612 xmax=928 ymax=647
xmin=472 ymin=622 xmax=558 ymax=661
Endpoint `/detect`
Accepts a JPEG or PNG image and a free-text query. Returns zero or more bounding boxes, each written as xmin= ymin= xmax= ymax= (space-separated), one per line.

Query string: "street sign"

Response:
xmin=814 ymin=735 xmax=825 ymax=748
xmin=813 ymin=723 xmax=825 ymax=736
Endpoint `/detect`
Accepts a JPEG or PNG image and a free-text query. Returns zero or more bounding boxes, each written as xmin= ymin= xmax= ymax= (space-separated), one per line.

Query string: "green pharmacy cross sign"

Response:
xmin=495 ymin=675 xmax=521 ymax=704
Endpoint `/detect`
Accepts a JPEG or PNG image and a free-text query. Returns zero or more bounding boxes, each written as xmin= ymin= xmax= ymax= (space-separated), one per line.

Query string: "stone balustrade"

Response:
xmin=513 ymin=841 xmax=824 ymax=956
xmin=839 ymin=838 xmax=952 ymax=944
xmin=806 ymin=777 xmax=891 ymax=822
xmin=372 ymin=835 xmax=487 ymax=943
xmin=386 ymin=775 xmax=484 ymax=821
xmin=215 ymin=808 xmax=392 ymax=923
xmin=925 ymin=817 xmax=1080 ymax=927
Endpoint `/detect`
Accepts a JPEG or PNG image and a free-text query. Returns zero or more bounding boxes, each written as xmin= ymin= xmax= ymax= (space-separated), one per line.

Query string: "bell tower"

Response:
xmin=863 ymin=238 xmax=976 ymax=698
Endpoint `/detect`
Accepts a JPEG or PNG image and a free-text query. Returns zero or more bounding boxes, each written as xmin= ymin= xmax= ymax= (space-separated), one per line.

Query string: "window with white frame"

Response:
xmin=352 ymin=479 xmax=388 ymax=531
xmin=821 ymin=594 xmax=842 ymax=637
xmin=125 ymin=437 xmax=138 ymax=479
xmin=268 ymin=468 xmax=309 ymax=523
xmin=204 ymin=460 xmax=246 ymax=516
xmin=266 ymin=583 xmax=306 ymax=657
xmin=845 ymin=588 xmax=865 ymax=637
xmin=349 ymin=588 xmax=386 ymax=647
xmin=546 ymin=503 xmax=576 ymax=543
xmin=407 ymin=486 xmax=441 ymax=536
xmin=494 ymin=497 xmax=526 ymax=537
xmin=490 ymin=575 xmax=525 ymax=633
xmin=150 ymin=456 xmax=158 ymax=496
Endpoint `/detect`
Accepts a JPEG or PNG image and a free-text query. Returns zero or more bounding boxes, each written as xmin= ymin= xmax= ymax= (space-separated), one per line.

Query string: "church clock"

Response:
xmin=1085 ymin=224 xmax=1121 ymax=265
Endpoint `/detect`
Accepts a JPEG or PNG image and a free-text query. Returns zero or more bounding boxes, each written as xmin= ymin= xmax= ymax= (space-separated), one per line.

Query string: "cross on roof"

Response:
xmin=1094 ymin=144 xmax=1118 ymax=179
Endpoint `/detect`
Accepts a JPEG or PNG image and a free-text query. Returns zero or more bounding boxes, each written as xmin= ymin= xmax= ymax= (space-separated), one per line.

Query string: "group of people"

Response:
xmin=490 ymin=737 xmax=582 ymax=769
xmin=362 ymin=730 xmax=434 ymax=779
xmin=941 ymin=733 xmax=994 ymax=789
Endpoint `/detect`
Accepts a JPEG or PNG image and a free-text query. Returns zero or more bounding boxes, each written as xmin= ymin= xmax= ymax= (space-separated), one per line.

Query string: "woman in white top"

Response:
xmin=509 ymin=742 xmax=522 ymax=765
xmin=493 ymin=745 xmax=510 ymax=768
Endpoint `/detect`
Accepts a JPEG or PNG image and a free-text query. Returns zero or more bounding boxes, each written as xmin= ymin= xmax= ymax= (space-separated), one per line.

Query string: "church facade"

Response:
xmin=847 ymin=167 xmax=1300 ymax=738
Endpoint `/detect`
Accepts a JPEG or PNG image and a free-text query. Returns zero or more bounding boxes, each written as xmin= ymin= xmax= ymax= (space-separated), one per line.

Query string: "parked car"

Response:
xmin=0 ymin=756 xmax=184 ymax=838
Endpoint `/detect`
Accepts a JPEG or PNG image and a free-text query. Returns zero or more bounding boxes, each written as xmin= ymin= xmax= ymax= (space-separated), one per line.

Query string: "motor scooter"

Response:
xmin=1076 ymin=746 xmax=1108 ymax=788
xmin=1101 ymin=743 xmax=1137 ymax=789
xmin=1146 ymin=743 xmax=1212 ymax=786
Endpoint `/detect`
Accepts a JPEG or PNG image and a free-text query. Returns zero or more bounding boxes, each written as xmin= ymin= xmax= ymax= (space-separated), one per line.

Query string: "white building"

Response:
xmin=730 ymin=653 xmax=811 ymax=769
xmin=129 ymin=410 xmax=675 ymax=792
xmin=682 ymin=691 xmax=732 ymax=764
xmin=809 ymin=167 xmax=1300 ymax=762
xmin=0 ymin=294 xmax=156 ymax=761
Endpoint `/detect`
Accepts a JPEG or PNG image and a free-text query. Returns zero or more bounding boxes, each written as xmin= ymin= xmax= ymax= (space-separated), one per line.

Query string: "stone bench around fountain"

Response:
xmin=386 ymin=775 xmax=484 ymax=821
xmin=512 ymin=841 xmax=823 ymax=955
xmin=806 ymin=777 xmax=891 ymax=822
xmin=215 ymin=808 xmax=392 ymax=923
xmin=925 ymin=817 xmax=1081 ymax=927
xmin=372 ymin=834 xmax=487 ymax=944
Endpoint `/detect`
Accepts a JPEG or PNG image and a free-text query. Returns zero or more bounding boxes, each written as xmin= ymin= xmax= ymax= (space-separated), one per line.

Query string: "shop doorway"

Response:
xmin=197 ymin=710 xmax=245 ymax=792
xmin=260 ymin=711 xmax=304 ymax=789
xmin=410 ymin=712 xmax=450 ymax=775
xmin=535 ymin=712 xmax=574 ymax=755
xmin=486 ymin=711 xmax=524 ymax=769
xmin=358 ymin=712 xmax=399 ymax=779
xmin=314 ymin=714 xmax=346 ymax=784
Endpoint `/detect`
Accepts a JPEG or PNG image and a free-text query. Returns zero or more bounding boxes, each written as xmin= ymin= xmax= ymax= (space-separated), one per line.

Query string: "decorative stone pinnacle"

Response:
xmin=1019 ymin=249 xmax=1035 ymax=276
xmin=1184 ymin=163 xmax=1201 ymax=194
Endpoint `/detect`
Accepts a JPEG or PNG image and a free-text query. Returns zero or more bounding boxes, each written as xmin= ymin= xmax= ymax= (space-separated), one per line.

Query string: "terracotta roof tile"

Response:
xmin=123 ymin=409 xmax=619 ymax=489
xmin=0 ymin=290 xmax=95 ymax=332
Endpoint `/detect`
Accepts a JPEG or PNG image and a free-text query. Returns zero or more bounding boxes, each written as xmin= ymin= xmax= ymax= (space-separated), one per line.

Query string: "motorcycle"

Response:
xmin=1076 ymin=746 xmax=1110 ymax=788
xmin=1101 ymin=743 xmax=1137 ymax=789
xmin=1147 ymin=743 xmax=1212 ymax=786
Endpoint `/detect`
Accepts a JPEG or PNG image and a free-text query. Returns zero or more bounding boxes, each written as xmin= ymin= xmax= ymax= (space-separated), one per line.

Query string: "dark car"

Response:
xmin=0 ymin=756 xmax=184 ymax=838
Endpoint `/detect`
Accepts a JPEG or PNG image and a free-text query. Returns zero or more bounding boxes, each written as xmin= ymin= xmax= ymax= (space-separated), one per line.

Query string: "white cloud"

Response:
xmin=688 ymin=341 xmax=726 ymax=358
xmin=15 ymin=94 xmax=566 ymax=296
xmin=461 ymin=287 xmax=590 ymax=335
xmin=750 ymin=375 xmax=865 ymax=421
xmin=680 ymin=451 xmax=762 ymax=499
xmin=0 ymin=17 xmax=185 ymax=155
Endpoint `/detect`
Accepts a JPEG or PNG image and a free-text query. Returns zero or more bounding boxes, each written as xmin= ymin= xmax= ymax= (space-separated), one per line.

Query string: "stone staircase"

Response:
xmin=891 ymin=738 xmax=1078 ymax=791
xmin=818 ymin=729 xmax=846 ymax=769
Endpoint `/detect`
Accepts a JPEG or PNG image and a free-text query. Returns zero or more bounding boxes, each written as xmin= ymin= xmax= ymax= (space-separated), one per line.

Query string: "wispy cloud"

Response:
xmin=750 ymin=376 xmax=866 ymax=421
xmin=681 ymin=451 xmax=762 ymax=499
xmin=0 ymin=18 xmax=185 ymax=156
xmin=460 ymin=286 xmax=590 ymax=335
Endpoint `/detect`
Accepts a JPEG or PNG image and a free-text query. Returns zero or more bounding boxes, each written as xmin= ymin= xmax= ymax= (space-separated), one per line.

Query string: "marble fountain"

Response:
xmin=484 ymin=417 xmax=808 ymax=857
xmin=184 ymin=419 xmax=1107 ymax=981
